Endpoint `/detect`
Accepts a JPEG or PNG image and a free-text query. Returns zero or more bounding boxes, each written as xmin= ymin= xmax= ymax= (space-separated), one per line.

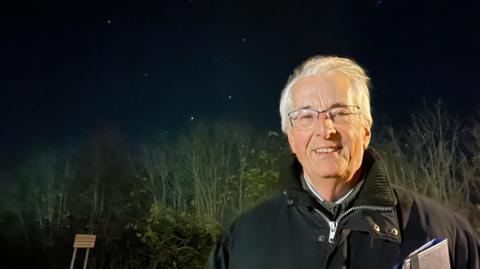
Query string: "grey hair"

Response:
xmin=279 ymin=56 xmax=372 ymax=134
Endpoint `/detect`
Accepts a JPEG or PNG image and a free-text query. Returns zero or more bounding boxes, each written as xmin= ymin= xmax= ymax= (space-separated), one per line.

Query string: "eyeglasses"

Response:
xmin=288 ymin=105 xmax=360 ymax=130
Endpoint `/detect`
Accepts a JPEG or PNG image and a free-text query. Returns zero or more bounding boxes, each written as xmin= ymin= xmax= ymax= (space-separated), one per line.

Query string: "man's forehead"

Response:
xmin=292 ymin=72 xmax=350 ymax=90
xmin=291 ymin=73 xmax=353 ymax=106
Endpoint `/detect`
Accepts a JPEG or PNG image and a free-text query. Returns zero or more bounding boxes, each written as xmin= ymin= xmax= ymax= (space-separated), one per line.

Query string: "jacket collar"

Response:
xmin=352 ymin=148 xmax=397 ymax=207
xmin=280 ymin=148 xmax=402 ymax=243
xmin=280 ymin=148 xmax=396 ymax=207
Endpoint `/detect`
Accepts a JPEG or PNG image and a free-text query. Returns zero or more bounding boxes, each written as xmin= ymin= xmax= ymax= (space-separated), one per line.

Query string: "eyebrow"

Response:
xmin=298 ymin=102 xmax=348 ymax=110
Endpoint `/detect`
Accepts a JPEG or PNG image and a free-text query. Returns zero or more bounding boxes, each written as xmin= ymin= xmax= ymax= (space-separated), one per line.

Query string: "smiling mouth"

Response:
xmin=312 ymin=146 xmax=342 ymax=153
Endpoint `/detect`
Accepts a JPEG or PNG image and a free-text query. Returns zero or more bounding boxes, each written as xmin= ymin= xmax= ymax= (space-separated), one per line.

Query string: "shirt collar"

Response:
xmin=301 ymin=172 xmax=354 ymax=205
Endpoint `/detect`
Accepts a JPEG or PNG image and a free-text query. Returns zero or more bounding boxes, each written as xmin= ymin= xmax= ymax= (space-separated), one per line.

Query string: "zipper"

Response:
xmin=313 ymin=205 xmax=392 ymax=244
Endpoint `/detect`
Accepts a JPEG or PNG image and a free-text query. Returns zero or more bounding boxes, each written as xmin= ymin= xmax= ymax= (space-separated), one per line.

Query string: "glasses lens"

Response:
xmin=292 ymin=109 xmax=317 ymax=129
xmin=329 ymin=107 xmax=352 ymax=122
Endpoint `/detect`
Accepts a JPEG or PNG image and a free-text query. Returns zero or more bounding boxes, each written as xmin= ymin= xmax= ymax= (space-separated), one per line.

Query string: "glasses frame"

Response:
xmin=288 ymin=105 xmax=360 ymax=129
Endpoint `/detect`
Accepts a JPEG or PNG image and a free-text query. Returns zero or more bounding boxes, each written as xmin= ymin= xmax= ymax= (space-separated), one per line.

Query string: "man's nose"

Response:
xmin=314 ymin=114 xmax=336 ymax=138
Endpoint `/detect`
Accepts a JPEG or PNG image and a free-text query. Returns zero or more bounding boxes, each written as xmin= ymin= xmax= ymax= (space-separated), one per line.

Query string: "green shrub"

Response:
xmin=139 ymin=202 xmax=222 ymax=269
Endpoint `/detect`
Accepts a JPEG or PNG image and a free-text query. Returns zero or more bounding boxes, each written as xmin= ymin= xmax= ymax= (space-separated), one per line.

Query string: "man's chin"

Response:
xmin=309 ymin=170 xmax=343 ymax=181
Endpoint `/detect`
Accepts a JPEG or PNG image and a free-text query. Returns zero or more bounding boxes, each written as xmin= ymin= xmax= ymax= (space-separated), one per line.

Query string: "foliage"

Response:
xmin=139 ymin=202 xmax=222 ymax=269
xmin=1 ymin=111 xmax=479 ymax=268
xmin=133 ymin=122 xmax=286 ymax=225
xmin=0 ymin=148 xmax=74 ymax=268
xmin=0 ymin=122 xmax=285 ymax=268
xmin=235 ymin=148 xmax=280 ymax=211
xmin=374 ymin=101 xmax=480 ymax=220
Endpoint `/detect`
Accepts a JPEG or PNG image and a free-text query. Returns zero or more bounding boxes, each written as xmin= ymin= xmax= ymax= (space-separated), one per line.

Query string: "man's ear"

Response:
xmin=287 ymin=130 xmax=297 ymax=154
xmin=362 ymin=120 xmax=372 ymax=149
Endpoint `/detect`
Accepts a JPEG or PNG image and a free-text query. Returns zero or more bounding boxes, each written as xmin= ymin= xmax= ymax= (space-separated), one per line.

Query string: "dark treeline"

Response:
xmin=0 ymin=103 xmax=479 ymax=268
xmin=0 ymin=122 xmax=287 ymax=268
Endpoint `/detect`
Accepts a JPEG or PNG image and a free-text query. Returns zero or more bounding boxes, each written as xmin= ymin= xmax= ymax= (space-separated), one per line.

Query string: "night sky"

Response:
xmin=1 ymin=0 xmax=480 ymax=162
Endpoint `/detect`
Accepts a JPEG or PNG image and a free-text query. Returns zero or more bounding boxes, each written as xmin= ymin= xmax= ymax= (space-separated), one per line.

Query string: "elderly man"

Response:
xmin=209 ymin=56 xmax=480 ymax=268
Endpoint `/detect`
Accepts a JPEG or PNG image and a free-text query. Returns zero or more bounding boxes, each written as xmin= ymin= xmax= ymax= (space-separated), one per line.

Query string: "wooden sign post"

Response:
xmin=69 ymin=234 xmax=96 ymax=269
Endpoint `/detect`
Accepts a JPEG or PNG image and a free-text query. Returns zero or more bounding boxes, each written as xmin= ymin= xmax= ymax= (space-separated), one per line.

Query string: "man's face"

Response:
xmin=287 ymin=73 xmax=371 ymax=183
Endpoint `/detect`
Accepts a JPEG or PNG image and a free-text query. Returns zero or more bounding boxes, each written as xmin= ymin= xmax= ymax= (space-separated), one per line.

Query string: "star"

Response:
xmin=107 ymin=19 xmax=112 ymax=24
xmin=241 ymin=37 xmax=246 ymax=42
xmin=190 ymin=116 xmax=195 ymax=121
xmin=144 ymin=73 xmax=149 ymax=77
xmin=228 ymin=95 xmax=232 ymax=99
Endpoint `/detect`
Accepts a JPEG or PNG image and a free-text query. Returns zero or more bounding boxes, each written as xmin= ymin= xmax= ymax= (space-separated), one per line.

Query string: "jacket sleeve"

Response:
xmin=207 ymin=228 xmax=232 ymax=269
xmin=452 ymin=217 xmax=480 ymax=269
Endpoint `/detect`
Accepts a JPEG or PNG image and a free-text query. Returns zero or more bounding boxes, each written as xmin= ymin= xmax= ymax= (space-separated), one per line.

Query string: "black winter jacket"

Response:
xmin=209 ymin=149 xmax=480 ymax=269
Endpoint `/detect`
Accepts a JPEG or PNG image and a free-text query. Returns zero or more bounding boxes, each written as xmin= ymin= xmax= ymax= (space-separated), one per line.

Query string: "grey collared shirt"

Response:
xmin=301 ymin=171 xmax=365 ymax=218
xmin=302 ymin=172 xmax=354 ymax=204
